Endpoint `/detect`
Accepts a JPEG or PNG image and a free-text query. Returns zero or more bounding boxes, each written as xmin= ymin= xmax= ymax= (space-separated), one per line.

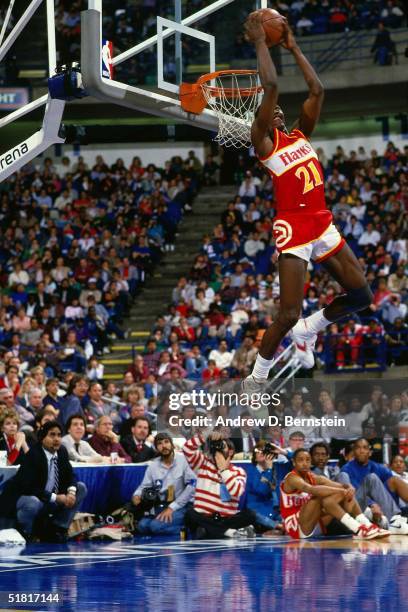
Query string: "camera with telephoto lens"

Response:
xmin=263 ymin=442 xmax=278 ymax=457
xmin=208 ymin=437 xmax=227 ymax=458
xmin=141 ymin=484 xmax=162 ymax=507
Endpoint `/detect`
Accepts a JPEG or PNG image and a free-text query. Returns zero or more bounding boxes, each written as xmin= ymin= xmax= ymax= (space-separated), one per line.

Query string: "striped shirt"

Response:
xmin=183 ymin=434 xmax=246 ymax=516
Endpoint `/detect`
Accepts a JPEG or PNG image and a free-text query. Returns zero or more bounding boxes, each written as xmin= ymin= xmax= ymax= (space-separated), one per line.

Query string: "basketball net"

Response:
xmin=201 ymin=72 xmax=263 ymax=148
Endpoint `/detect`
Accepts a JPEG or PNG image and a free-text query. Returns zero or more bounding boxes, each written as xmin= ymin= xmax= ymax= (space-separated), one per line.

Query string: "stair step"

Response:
xmin=130 ymin=331 xmax=150 ymax=337
xmin=102 ymin=373 xmax=124 ymax=380
xmin=110 ymin=345 xmax=134 ymax=352
xmin=101 ymin=358 xmax=133 ymax=365
xmin=103 ymin=184 xmax=234 ymax=364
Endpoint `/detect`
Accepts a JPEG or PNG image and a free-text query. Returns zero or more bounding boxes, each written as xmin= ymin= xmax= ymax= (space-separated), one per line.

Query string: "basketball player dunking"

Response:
xmin=281 ymin=449 xmax=389 ymax=540
xmin=242 ymin=13 xmax=373 ymax=390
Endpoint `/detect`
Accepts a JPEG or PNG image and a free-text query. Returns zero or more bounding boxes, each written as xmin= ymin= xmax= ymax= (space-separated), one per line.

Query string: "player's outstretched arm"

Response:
xmin=244 ymin=13 xmax=278 ymax=156
xmin=282 ymin=23 xmax=324 ymax=138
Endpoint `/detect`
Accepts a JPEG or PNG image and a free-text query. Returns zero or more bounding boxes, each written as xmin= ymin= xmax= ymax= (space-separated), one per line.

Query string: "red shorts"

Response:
xmin=272 ymin=209 xmax=345 ymax=263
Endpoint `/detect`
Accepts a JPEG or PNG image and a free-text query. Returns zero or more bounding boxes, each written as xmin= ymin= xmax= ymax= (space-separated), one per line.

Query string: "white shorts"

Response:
xmin=281 ymin=223 xmax=345 ymax=264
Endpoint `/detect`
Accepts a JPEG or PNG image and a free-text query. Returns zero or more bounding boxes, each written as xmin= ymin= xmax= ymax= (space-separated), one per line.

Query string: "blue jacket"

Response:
xmin=244 ymin=463 xmax=280 ymax=519
xmin=340 ymin=459 xmax=393 ymax=489
xmin=58 ymin=394 xmax=85 ymax=427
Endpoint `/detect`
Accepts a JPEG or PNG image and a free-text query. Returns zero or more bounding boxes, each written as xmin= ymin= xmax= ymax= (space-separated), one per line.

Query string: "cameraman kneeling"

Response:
xmin=131 ymin=433 xmax=196 ymax=535
xmin=245 ymin=441 xmax=283 ymax=535
xmin=183 ymin=431 xmax=256 ymax=538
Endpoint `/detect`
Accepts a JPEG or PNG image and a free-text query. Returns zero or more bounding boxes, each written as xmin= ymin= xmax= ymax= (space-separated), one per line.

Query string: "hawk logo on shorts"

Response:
xmin=273 ymin=220 xmax=293 ymax=248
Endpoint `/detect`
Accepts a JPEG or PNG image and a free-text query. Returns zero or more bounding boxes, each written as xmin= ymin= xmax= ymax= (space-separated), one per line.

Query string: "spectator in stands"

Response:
xmin=358 ymin=222 xmax=381 ymax=247
xmin=244 ymin=441 xmax=283 ymax=534
xmin=86 ymin=381 xmax=120 ymax=428
xmin=371 ymin=22 xmax=397 ymax=65
xmin=127 ymin=355 xmax=149 ymax=384
xmin=62 ymin=414 xmax=105 ymax=463
xmin=231 ymin=336 xmax=258 ymax=377
xmin=121 ymin=416 xmax=155 ymax=463
xmin=202 ymin=155 xmax=219 ymax=186
xmin=85 ymin=357 xmax=104 ymax=381
xmin=310 ymin=442 xmax=339 ymax=479
xmin=208 ymin=340 xmax=235 ymax=371
xmin=131 ymin=433 xmax=196 ymax=535
xmin=382 ymin=294 xmax=407 ymax=325
xmin=89 ymin=415 xmax=131 ymax=463
xmin=0 ymin=364 xmax=20 ymax=398
xmin=0 ymin=411 xmax=29 ymax=465
xmin=388 ymin=266 xmax=407 ymax=293
xmin=58 ymin=374 xmax=89 ymax=427
xmin=42 ymin=378 xmax=62 ymax=412
xmin=338 ymin=438 xmax=408 ymax=529
xmin=386 ymin=318 xmax=408 ymax=365
xmin=185 ymin=345 xmax=208 ymax=380
xmin=183 ymin=431 xmax=256 ymax=538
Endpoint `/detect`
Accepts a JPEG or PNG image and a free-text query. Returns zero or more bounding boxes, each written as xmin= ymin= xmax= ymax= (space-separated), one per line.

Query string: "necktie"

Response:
xmin=75 ymin=443 xmax=80 ymax=453
xmin=136 ymin=443 xmax=143 ymax=452
xmin=52 ymin=456 xmax=59 ymax=493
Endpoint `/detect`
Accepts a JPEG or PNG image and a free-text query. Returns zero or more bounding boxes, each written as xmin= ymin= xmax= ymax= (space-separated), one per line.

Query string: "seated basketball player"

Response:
xmin=280 ymin=449 xmax=390 ymax=540
xmin=242 ymin=13 xmax=374 ymax=390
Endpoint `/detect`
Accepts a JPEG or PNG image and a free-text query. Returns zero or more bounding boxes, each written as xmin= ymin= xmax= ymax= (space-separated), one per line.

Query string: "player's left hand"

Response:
xmin=244 ymin=12 xmax=266 ymax=44
xmin=280 ymin=20 xmax=298 ymax=51
xmin=156 ymin=508 xmax=173 ymax=523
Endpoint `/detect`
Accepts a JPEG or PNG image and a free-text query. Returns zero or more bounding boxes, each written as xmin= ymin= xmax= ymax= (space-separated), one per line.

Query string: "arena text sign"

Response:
xmin=0 ymin=142 xmax=29 ymax=169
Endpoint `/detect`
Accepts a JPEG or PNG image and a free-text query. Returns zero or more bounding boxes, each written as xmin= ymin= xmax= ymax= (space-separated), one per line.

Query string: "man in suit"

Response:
xmin=0 ymin=421 xmax=87 ymax=541
xmin=231 ymin=412 xmax=261 ymax=454
xmin=121 ymin=416 xmax=155 ymax=463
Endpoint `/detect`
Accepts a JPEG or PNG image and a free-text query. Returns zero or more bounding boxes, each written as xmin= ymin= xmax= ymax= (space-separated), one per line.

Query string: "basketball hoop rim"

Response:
xmin=179 ymin=69 xmax=262 ymax=115
xmin=198 ymin=69 xmax=262 ymax=98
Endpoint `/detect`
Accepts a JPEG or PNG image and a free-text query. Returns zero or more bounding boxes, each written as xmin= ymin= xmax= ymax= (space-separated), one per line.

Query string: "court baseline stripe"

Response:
xmin=0 ymin=540 xmax=280 ymax=574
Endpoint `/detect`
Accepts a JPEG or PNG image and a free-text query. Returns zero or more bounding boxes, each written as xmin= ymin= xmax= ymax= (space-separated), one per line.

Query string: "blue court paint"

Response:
xmin=0 ymin=537 xmax=406 ymax=611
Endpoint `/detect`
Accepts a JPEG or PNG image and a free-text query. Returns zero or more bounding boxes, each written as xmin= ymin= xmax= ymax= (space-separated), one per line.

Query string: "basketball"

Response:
xmin=258 ymin=8 xmax=286 ymax=47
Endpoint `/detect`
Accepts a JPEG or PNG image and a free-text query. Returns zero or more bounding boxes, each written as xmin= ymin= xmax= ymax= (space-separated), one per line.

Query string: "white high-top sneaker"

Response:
xmin=291 ymin=319 xmax=317 ymax=369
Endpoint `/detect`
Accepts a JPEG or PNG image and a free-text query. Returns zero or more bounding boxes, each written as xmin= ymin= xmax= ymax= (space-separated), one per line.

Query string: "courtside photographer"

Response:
xmin=183 ymin=430 xmax=256 ymax=538
xmin=131 ymin=433 xmax=196 ymax=536
xmin=245 ymin=440 xmax=284 ymax=535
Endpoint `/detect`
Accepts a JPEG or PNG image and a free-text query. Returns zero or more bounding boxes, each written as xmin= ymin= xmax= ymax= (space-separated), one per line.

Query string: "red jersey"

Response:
xmin=258 ymin=128 xmax=335 ymax=252
xmin=259 ymin=128 xmax=326 ymax=213
xmin=280 ymin=469 xmax=316 ymax=522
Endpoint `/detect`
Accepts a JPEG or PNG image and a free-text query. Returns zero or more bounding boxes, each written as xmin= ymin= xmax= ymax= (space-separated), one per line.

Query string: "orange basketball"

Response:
xmin=258 ymin=8 xmax=285 ymax=48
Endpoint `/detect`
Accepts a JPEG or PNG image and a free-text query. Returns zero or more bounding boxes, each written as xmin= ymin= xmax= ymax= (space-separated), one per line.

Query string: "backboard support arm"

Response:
xmin=0 ymin=98 xmax=65 ymax=182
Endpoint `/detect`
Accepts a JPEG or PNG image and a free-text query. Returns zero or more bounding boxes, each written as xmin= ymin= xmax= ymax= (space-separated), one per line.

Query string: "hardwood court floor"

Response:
xmin=0 ymin=535 xmax=407 ymax=611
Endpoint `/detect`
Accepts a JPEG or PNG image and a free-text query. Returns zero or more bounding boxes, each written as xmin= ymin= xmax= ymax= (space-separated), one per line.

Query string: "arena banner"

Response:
xmin=0 ymin=88 xmax=29 ymax=110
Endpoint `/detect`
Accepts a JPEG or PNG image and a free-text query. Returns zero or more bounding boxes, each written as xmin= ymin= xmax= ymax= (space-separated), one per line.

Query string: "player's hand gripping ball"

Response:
xmin=257 ymin=8 xmax=286 ymax=47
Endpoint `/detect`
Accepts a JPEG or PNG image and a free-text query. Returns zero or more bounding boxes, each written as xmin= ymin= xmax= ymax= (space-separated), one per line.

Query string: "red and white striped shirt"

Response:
xmin=183 ymin=434 xmax=247 ymax=516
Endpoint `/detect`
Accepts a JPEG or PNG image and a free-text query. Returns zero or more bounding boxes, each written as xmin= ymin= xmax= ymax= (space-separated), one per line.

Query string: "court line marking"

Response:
xmin=0 ymin=540 xmax=281 ymax=574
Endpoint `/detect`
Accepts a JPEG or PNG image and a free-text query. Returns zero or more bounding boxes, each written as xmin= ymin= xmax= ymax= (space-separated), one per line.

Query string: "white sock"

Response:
xmin=340 ymin=513 xmax=361 ymax=534
xmin=252 ymin=354 xmax=274 ymax=379
xmin=225 ymin=529 xmax=237 ymax=538
xmin=301 ymin=310 xmax=331 ymax=334
xmin=356 ymin=513 xmax=371 ymax=527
